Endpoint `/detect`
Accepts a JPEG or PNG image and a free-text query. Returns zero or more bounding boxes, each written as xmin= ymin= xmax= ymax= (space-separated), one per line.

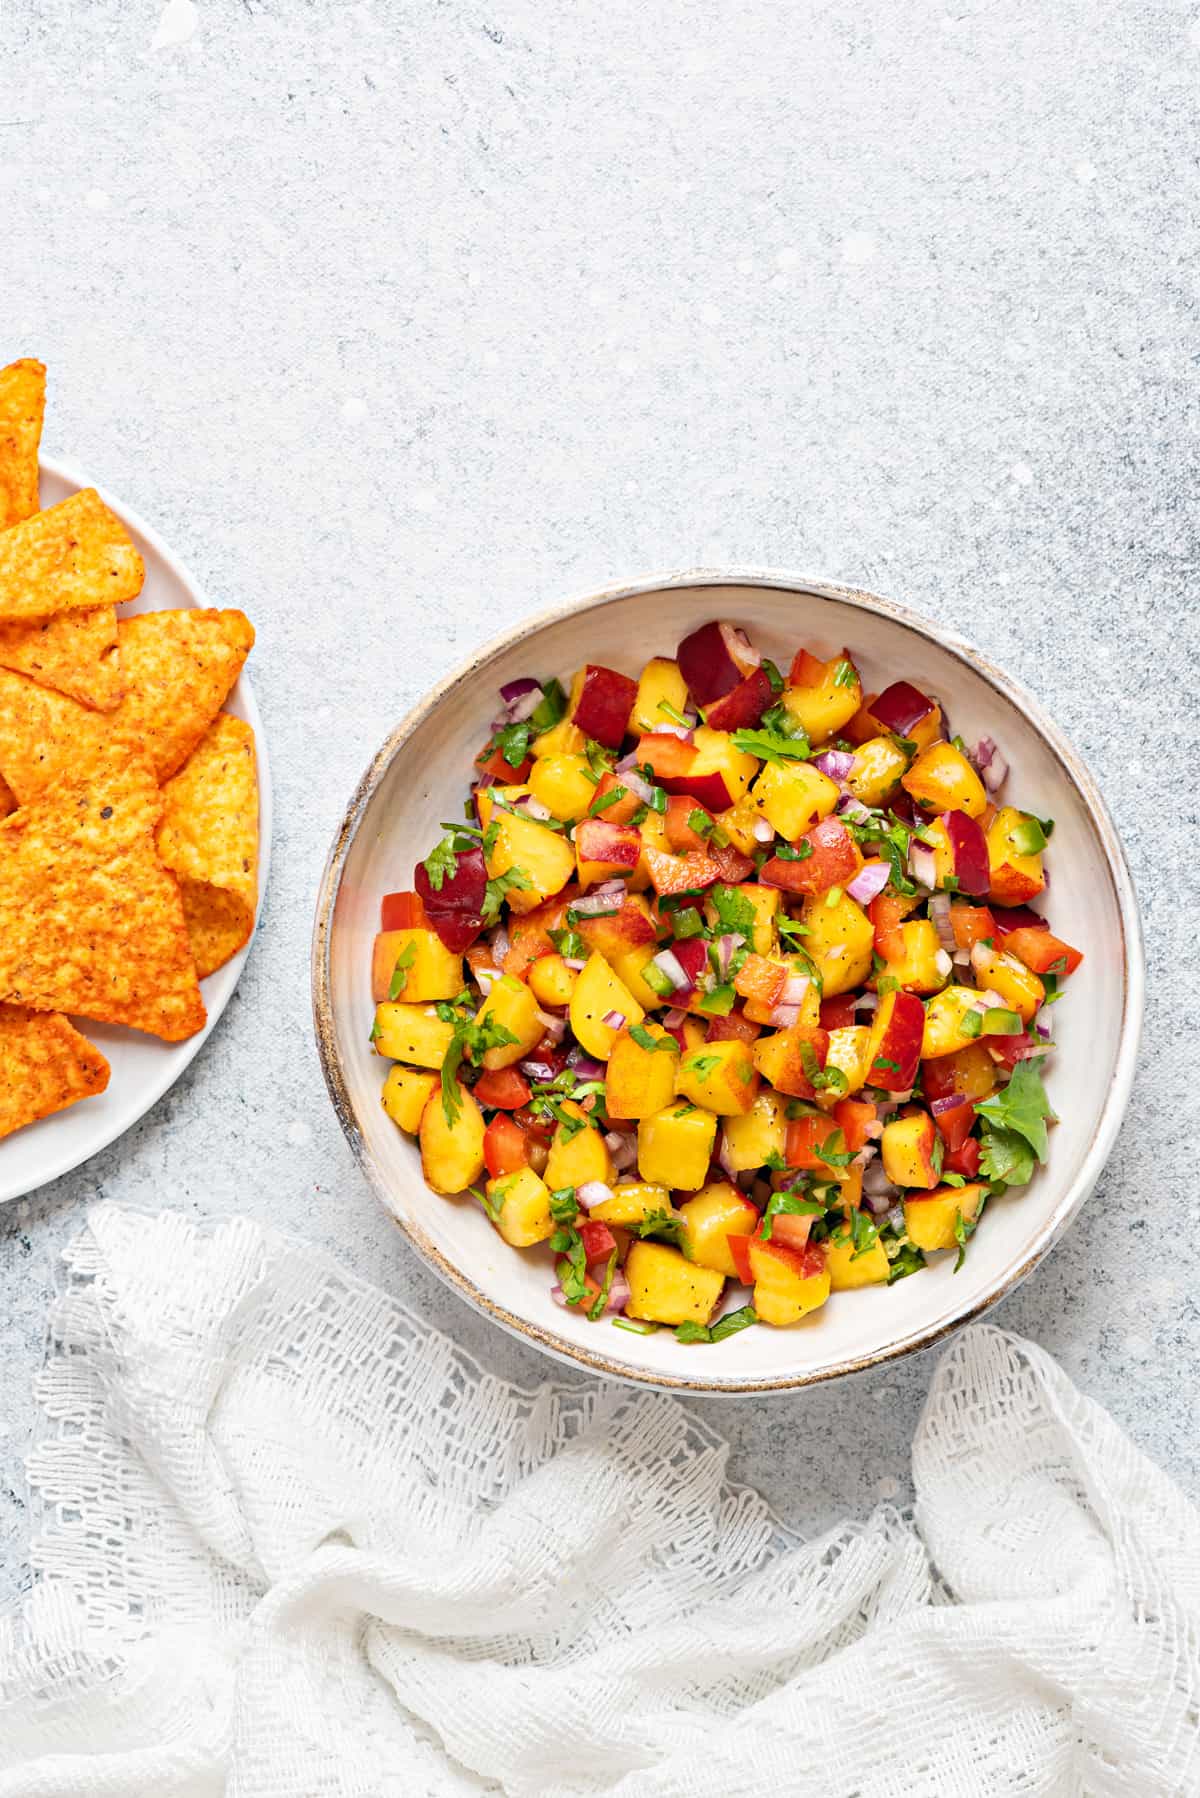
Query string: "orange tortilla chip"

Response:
xmin=156 ymin=714 xmax=259 ymax=978
xmin=0 ymin=359 xmax=45 ymax=530
xmin=0 ymin=603 xmax=122 ymax=709
xmin=0 ymin=488 xmax=144 ymax=622
xmin=0 ymin=1003 xmax=110 ymax=1139
xmin=0 ymin=774 xmax=13 ymax=817
xmin=0 ymin=608 xmax=254 ymax=803
xmin=0 ymin=751 xmax=206 ymax=1042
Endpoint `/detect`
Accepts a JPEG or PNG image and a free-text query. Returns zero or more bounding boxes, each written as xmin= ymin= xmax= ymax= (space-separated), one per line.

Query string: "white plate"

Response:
xmin=0 ymin=457 xmax=271 ymax=1203
xmin=315 ymin=571 xmax=1141 ymax=1393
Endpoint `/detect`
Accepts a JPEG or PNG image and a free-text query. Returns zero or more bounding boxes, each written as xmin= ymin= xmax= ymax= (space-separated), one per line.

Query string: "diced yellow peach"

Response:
xmin=718 ymin=793 xmax=764 ymax=856
xmin=882 ymin=919 xmax=948 ymax=994
xmin=986 ymin=807 xmax=1046 ymax=907
xmin=902 ymin=742 xmax=987 ymax=818
xmin=801 ymin=890 xmax=874 ymax=996
xmin=544 ymin=1101 xmax=614 ymax=1192
xmin=527 ymin=953 xmax=577 ymax=1008
xmin=605 ymin=1022 xmax=680 ymax=1118
xmin=970 ymin=941 xmax=1045 ymax=1022
xmin=747 ymin=1238 xmax=832 ymax=1325
xmin=531 ymin=714 xmax=586 ymax=758
xmin=704 ymin=882 xmax=780 ymax=955
xmin=637 ymin=1102 xmax=717 ymax=1190
xmin=844 ymin=736 xmax=908 ymax=807
xmin=371 ymin=928 xmax=463 ymax=1004
xmin=627 ymin=805 xmax=670 ymax=893
xmin=528 ymin=753 xmax=595 ymax=821
xmin=751 ymin=760 xmax=839 ymax=839
xmin=719 ymin=1088 xmax=789 ymax=1173
xmin=688 ymin=725 xmax=758 ymax=808
xmin=676 ymin=1038 xmax=759 ymax=1115
xmin=488 ymin=1166 xmax=556 ymax=1247
xmin=473 ymin=974 xmax=543 ymax=1068
xmin=632 ymin=657 xmax=690 ymax=734
xmin=820 ymin=1025 xmax=872 ymax=1098
xmin=569 ymin=953 xmax=645 ymax=1059
xmin=922 ymin=985 xmax=984 ymax=1057
xmin=588 ymin=1181 xmax=674 ymax=1226
xmin=474 ymin=783 xmax=528 ymax=832
xmin=381 ymin=1065 xmax=439 ymax=1133
xmin=881 ymin=1112 xmax=941 ymax=1189
xmin=372 ymin=1002 xmax=455 ymax=1069
xmin=903 ymin=1181 xmax=987 ymax=1253
xmin=779 ymin=655 xmax=863 ymax=745
xmin=625 ymin=1240 xmax=725 ymax=1326
xmin=419 ymin=1085 xmax=485 ymax=1194
xmin=824 ymin=1227 xmax=891 ymax=1288
xmin=678 ymin=1181 xmax=759 ymax=1278
xmin=485 ymin=809 xmax=575 ymax=911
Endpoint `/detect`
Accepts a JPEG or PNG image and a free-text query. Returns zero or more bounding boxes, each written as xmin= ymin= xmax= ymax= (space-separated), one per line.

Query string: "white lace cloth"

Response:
xmin=0 ymin=1205 xmax=1197 ymax=1797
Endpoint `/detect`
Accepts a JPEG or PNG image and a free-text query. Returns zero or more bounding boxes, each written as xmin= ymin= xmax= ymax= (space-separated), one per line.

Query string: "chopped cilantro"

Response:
xmin=953 ymin=1198 xmax=985 ymax=1272
xmin=481 ymin=865 xmax=534 ymax=925
xmin=548 ymin=1186 xmax=579 ymax=1222
xmin=761 ymin=1190 xmax=824 ymax=1240
xmin=677 ymin=1305 xmax=758 ymax=1344
xmin=471 ymin=1182 xmax=505 ymax=1223
xmin=976 ymin=1058 xmax=1053 ymax=1187
xmin=440 ymin=1013 xmax=520 ymax=1125
xmin=387 ymin=942 xmax=418 ymax=1000
xmin=762 ymin=658 xmax=785 ymax=694
xmin=832 ymin=659 xmax=858 ymax=689
xmin=708 ymin=884 xmax=757 ymax=937
xmin=548 ymin=925 xmax=586 ymax=960
xmin=613 ymin=1317 xmax=659 ymax=1335
xmin=587 ymin=784 xmax=627 ymax=816
xmin=885 ymin=1237 xmax=926 ymax=1283
xmin=626 ymin=1209 xmax=686 ymax=1245
xmin=657 ymin=700 xmax=692 ymax=728
xmin=684 ymin=1052 xmax=721 ymax=1077
xmin=630 ymin=1023 xmax=676 ymax=1053
xmin=731 ymin=723 xmax=812 ymax=765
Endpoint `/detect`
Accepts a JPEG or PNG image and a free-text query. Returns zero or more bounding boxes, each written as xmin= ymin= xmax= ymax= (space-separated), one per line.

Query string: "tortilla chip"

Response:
xmin=0 ymin=360 xmax=45 ymax=531
xmin=0 ymin=1002 xmax=110 ymax=1139
xmin=156 ymin=714 xmax=259 ymax=978
xmin=0 ymin=751 xmax=206 ymax=1042
xmin=0 ymin=488 xmax=144 ymax=622
xmin=0 ymin=603 xmax=122 ymax=709
xmin=0 ymin=774 xmax=13 ymax=818
xmin=0 ymin=608 xmax=254 ymax=803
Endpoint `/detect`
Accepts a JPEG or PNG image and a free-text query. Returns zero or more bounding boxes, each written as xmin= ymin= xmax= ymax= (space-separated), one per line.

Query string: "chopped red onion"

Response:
xmin=929 ymin=892 xmax=955 ymax=951
xmin=864 ymin=1120 xmax=883 ymax=1141
xmin=891 ymin=1088 xmax=915 ymax=1104
xmin=550 ymin=1284 xmax=568 ymax=1307
xmin=567 ymin=1051 xmax=605 ymax=1078
xmin=605 ymin=1133 xmax=638 ymax=1171
xmin=563 ymin=956 xmax=587 ymax=971
xmin=851 ymin=1144 xmax=877 ymax=1170
xmin=717 ymin=1130 xmax=740 ymax=1179
xmin=620 ymin=766 xmax=657 ymax=806
xmin=663 ymin=1007 xmax=688 ymax=1029
xmin=952 ymin=947 xmax=971 ymax=966
xmin=614 ymin=749 xmax=639 ymax=773
xmin=847 ymin=859 xmax=891 ymax=905
xmin=723 ymin=623 xmax=761 ymax=669
xmin=814 ymin=749 xmax=856 ymax=781
xmin=593 ymin=878 xmax=628 ymax=895
xmin=489 ymin=922 xmax=510 ymax=963
xmin=571 ymin=892 xmax=622 ymax=917
xmin=606 ymin=1271 xmax=632 ymax=1314
xmin=652 ymin=947 xmax=690 ymax=992
xmin=837 ymin=795 xmax=873 ymax=823
xmin=975 ymin=737 xmax=1009 ymax=791
xmin=475 ymin=967 xmax=501 ymax=994
xmin=499 ymin=676 xmax=542 ymax=707
xmin=862 ymin=1159 xmax=897 ymax=1197
xmin=855 ymin=991 xmax=879 ymax=1013
xmin=513 ymin=793 xmax=553 ymax=821
xmin=519 ymin=1060 xmax=558 ymax=1081
xmin=908 ymin=842 xmax=937 ymax=890
xmin=601 ymin=1009 xmax=627 ymax=1031
xmin=781 ymin=973 xmax=810 ymax=1005
xmin=863 ymin=1189 xmax=894 ymax=1216
xmin=651 ymin=724 xmax=694 ymax=743
xmin=934 ymin=948 xmax=954 ymax=981
xmin=753 ymin=816 xmax=775 ymax=844
xmin=930 ymin=1094 xmax=968 ymax=1116
xmin=506 ymin=686 xmax=545 ymax=723
xmin=765 ymin=1000 xmax=802 ymax=1029
xmin=535 ymin=1008 xmax=566 ymax=1041
xmin=576 ymin=1180 xmax=615 ymax=1210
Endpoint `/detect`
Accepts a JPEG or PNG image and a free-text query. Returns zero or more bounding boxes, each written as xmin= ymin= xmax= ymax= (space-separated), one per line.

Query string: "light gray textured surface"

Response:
xmin=1 ymin=0 xmax=1196 ymax=1598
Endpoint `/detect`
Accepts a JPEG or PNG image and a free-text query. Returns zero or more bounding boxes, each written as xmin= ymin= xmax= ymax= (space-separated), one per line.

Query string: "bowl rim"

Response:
xmin=311 ymin=567 xmax=1144 ymax=1393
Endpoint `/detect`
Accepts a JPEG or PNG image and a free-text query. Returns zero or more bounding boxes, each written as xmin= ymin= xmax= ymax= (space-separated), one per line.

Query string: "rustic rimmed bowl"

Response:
xmin=312 ymin=571 xmax=1142 ymax=1393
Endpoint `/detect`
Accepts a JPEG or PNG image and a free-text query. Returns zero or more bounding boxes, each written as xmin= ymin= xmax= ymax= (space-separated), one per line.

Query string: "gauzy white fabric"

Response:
xmin=1 ymin=1205 xmax=1197 ymax=1798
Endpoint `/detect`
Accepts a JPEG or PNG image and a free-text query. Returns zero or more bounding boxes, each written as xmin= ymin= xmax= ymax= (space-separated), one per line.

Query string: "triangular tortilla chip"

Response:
xmin=0 ymin=751 xmax=206 ymax=1041
xmin=0 ymin=488 xmax=143 ymax=621
xmin=0 ymin=773 xmax=13 ymax=818
xmin=0 ymin=359 xmax=45 ymax=531
xmin=0 ymin=608 xmax=254 ymax=803
xmin=0 ymin=603 xmax=122 ymax=709
xmin=156 ymin=713 xmax=259 ymax=978
xmin=0 ymin=1002 xmax=110 ymax=1139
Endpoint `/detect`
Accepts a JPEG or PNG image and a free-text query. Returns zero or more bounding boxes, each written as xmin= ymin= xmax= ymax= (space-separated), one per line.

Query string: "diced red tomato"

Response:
xmin=932 ymin=1095 xmax=975 ymax=1152
xmin=483 ymin=1113 xmax=528 ymax=1178
xmin=944 ymin=1137 xmax=981 ymax=1178
xmin=474 ymin=1067 xmax=532 ymax=1111
xmin=733 ymin=952 xmax=788 ymax=1009
xmin=727 ymin=1232 xmax=755 ymax=1284
xmin=475 ymin=741 xmax=532 ymax=784
xmin=820 ymin=995 xmax=857 ymax=1030
xmin=949 ymin=902 xmax=996 ymax=952
xmin=578 ymin=1219 xmax=618 ymax=1263
xmin=380 ymin=889 xmax=428 ymax=931
xmin=785 ymin=1111 xmax=842 ymax=1170
xmin=834 ymin=1097 xmax=875 ymax=1153
xmin=1004 ymin=927 xmax=1083 ymax=977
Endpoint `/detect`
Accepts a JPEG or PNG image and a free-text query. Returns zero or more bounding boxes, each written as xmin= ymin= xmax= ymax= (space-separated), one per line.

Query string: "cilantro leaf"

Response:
xmin=708 ymin=883 xmax=756 ymax=937
xmin=731 ymin=725 xmax=812 ymax=766
xmin=630 ymin=1023 xmax=676 ymax=1053
xmin=422 ymin=835 xmax=462 ymax=892
xmin=761 ymin=1190 xmax=824 ymax=1240
xmin=481 ymin=865 xmax=533 ymax=926
xmin=975 ymin=1058 xmax=1054 ymax=1171
xmin=677 ymin=1304 xmax=758 ymax=1343
xmin=387 ymin=942 xmax=418 ymax=1000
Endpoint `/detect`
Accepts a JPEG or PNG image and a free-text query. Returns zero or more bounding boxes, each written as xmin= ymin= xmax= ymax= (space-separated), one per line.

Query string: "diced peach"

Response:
xmin=761 ymin=818 xmax=861 ymax=897
xmin=986 ymin=806 xmax=1047 ymax=906
xmin=880 ymin=1111 xmax=940 ymax=1189
xmin=864 ymin=989 xmax=924 ymax=1091
xmin=751 ymin=1024 xmax=831 ymax=1099
xmin=902 ymin=742 xmax=987 ymax=818
xmin=570 ymin=664 xmax=637 ymax=748
xmin=1004 ymin=926 xmax=1082 ymax=977
xmin=632 ymin=657 xmax=690 ymax=735
xmin=643 ymin=844 xmax=721 ymax=896
xmin=779 ymin=649 xmax=863 ymax=745
xmin=747 ymin=1237 xmax=831 ymax=1326
xmin=574 ymin=817 xmax=642 ymax=887
xmin=677 ymin=619 xmax=761 ymax=704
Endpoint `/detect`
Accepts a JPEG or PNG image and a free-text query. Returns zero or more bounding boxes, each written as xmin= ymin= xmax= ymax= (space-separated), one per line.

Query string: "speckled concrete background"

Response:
xmin=1 ymin=0 xmax=1197 ymax=1597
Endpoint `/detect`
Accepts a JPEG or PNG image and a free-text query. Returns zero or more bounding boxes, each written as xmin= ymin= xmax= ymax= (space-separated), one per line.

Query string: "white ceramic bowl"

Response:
xmin=0 ymin=457 xmax=272 ymax=1205
xmin=313 ymin=572 xmax=1142 ymax=1392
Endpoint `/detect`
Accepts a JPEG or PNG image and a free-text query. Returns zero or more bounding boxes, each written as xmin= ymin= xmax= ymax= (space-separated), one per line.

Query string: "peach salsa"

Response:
xmin=368 ymin=622 xmax=1081 ymax=1342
